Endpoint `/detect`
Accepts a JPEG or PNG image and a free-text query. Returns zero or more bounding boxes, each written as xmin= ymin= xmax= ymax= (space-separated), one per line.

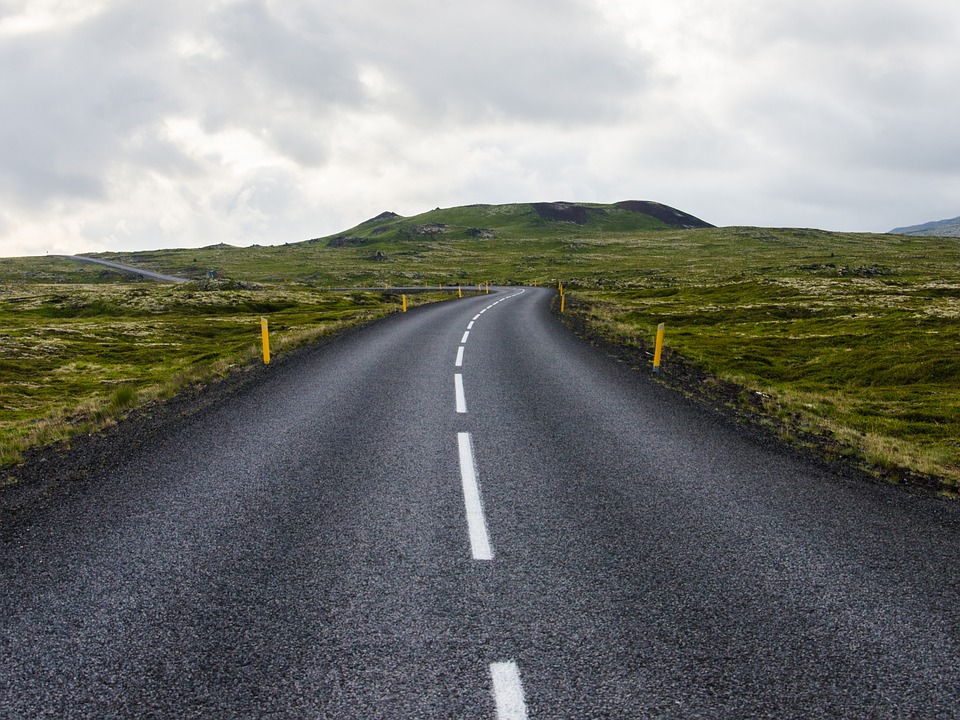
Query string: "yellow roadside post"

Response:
xmin=560 ymin=294 xmax=565 ymax=313
xmin=402 ymin=294 xmax=407 ymax=312
xmin=653 ymin=322 xmax=665 ymax=373
xmin=485 ymin=281 xmax=489 ymax=294
xmin=458 ymin=285 xmax=462 ymax=298
xmin=260 ymin=317 xmax=271 ymax=365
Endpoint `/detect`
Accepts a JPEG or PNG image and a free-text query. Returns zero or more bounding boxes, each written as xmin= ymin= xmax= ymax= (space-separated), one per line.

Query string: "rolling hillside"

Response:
xmin=2 ymin=200 xmax=712 ymax=285
xmin=313 ymin=200 xmax=713 ymax=246
xmin=890 ymin=215 xmax=960 ymax=237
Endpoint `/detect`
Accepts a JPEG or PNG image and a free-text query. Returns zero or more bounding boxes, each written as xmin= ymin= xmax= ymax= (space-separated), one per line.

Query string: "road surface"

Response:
xmin=58 ymin=255 xmax=190 ymax=283
xmin=2 ymin=287 xmax=959 ymax=718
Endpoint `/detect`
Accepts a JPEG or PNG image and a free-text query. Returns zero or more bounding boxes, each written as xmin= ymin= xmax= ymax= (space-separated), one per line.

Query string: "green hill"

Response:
xmin=312 ymin=200 xmax=713 ymax=247
xmin=0 ymin=200 xmax=713 ymax=286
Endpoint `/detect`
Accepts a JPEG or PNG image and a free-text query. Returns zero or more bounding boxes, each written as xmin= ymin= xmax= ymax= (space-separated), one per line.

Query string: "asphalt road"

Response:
xmin=2 ymin=287 xmax=960 ymax=718
xmin=58 ymin=255 xmax=190 ymax=283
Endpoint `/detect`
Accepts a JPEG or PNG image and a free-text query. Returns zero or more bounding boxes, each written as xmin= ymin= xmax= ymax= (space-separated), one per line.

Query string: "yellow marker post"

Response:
xmin=560 ymin=294 xmax=565 ymax=313
xmin=558 ymin=280 xmax=563 ymax=293
xmin=260 ymin=317 xmax=271 ymax=365
xmin=458 ymin=285 xmax=462 ymax=298
xmin=402 ymin=294 xmax=407 ymax=312
xmin=485 ymin=282 xmax=489 ymax=294
xmin=653 ymin=322 xmax=665 ymax=373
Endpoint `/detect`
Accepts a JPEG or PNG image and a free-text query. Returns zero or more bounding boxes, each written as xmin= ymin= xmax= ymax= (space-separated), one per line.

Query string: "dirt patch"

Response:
xmin=327 ymin=236 xmax=368 ymax=248
xmin=365 ymin=211 xmax=402 ymax=224
xmin=532 ymin=202 xmax=596 ymax=224
xmin=532 ymin=200 xmax=715 ymax=229
xmin=614 ymin=201 xmax=714 ymax=229
xmin=398 ymin=224 xmax=448 ymax=238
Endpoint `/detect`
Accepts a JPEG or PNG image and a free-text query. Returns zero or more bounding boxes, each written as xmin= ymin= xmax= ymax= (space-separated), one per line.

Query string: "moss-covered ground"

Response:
xmin=554 ymin=229 xmax=960 ymax=491
xmin=0 ymin=279 xmax=453 ymax=469
xmin=2 ymin=204 xmax=958 ymax=490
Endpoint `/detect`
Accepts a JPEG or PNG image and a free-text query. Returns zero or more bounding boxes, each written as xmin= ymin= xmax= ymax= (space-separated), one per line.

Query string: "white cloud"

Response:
xmin=0 ymin=0 xmax=109 ymax=37
xmin=2 ymin=0 xmax=960 ymax=256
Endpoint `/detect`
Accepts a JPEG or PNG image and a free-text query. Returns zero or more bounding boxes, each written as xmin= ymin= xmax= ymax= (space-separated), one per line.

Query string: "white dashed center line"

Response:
xmin=455 ymin=373 xmax=467 ymax=413
xmin=457 ymin=432 xmax=492 ymax=560
xmin=453 ymin=289 xmax=535 ymax=713
xmin=490 ymin=661 xmax=528 ymax=719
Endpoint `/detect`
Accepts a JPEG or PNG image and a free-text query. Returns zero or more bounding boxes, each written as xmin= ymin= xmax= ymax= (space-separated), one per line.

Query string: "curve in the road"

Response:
xmin=2 ymin=286 xmax=959 ymax=718
xmin=57 ymin=254 xmax=190 ymax=283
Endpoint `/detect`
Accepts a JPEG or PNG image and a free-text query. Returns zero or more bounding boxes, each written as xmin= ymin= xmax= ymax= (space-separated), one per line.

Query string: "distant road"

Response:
xmin=58 ymin=254 xmax=190 ymax=283
xmin=2 ymin=287 xmax=959 ymax=717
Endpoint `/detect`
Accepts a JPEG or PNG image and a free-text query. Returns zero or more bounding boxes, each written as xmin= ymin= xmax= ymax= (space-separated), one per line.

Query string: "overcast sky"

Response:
xmin=2 ymin=0 xmax=959 ymax=256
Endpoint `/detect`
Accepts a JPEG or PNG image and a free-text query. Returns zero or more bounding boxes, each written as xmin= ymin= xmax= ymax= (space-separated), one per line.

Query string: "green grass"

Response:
xmin=0 ymin=280 xmax=454 ymax=469
xmin=3 ymin=205 xmax=960 ymax=491
xmin=552 ymin=229 xmax=960 ymax=489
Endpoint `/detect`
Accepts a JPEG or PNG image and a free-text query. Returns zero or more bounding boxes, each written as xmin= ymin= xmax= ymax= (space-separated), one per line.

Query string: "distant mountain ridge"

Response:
xmin=309 ymin=201 xmax=713 ymax=247
xmin=889 ymin=216 xmax=960 ymax=237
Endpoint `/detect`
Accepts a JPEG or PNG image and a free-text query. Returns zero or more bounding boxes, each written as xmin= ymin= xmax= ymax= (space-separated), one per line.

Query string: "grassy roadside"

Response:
xmin=1 ymin=280 xmax=457 ymax=474
xmin=556 ymin=271 xmax=960 ymax=492
xmin=4 ymin=211 xmax=960 ymax=494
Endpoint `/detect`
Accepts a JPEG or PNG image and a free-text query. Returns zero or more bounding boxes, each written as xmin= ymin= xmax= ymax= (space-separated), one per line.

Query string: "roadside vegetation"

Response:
xmin=2 ymin=202 xmax=959 ymax=491
xmin=556 ymin=228 xmax=960 ymax=492
xmin=0 ymin=278 xmax=452 ymax=472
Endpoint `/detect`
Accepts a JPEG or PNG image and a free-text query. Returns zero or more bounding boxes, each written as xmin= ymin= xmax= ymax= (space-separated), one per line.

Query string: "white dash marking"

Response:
xmin=455 ymin=346 xmax=465 ymax=367
xmin=473 ymin=314 xmax=481 ymax=321
xmin=461 ymin=330 xmax=470 ymax=344
xmin=467 ymin=320 xmax=475 ymax=329
xmin=457 ymin=433 xmax=492 ymax=560
xmin=455 ymin=373 xmax=467 ymax=413
xmin=490 ymin=661 xmax=527 ymax=719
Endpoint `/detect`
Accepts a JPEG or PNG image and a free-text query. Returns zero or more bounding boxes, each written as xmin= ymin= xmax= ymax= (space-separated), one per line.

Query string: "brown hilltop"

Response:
xmin=531 ymin=201 xmax=713 ymax=229
xmin=613 ymin=200 xmax=713 ymax=229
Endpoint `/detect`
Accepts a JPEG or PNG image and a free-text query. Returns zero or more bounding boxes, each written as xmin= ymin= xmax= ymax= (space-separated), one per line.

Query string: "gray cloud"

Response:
xmin=356 ymin=0 xmax=647 ymax=123
xmin=759 ymin=0 xmax=957 ymax=49
xmin=0 ymin=1 xmax=185 ymax=208
xmin=1 ymin=0 xmax=960 ymax=256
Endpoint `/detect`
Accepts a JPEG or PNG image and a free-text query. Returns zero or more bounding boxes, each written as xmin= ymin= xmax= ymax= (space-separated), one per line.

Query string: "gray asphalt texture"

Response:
xmin=2 ymin=287 xmax=959 ymax=718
